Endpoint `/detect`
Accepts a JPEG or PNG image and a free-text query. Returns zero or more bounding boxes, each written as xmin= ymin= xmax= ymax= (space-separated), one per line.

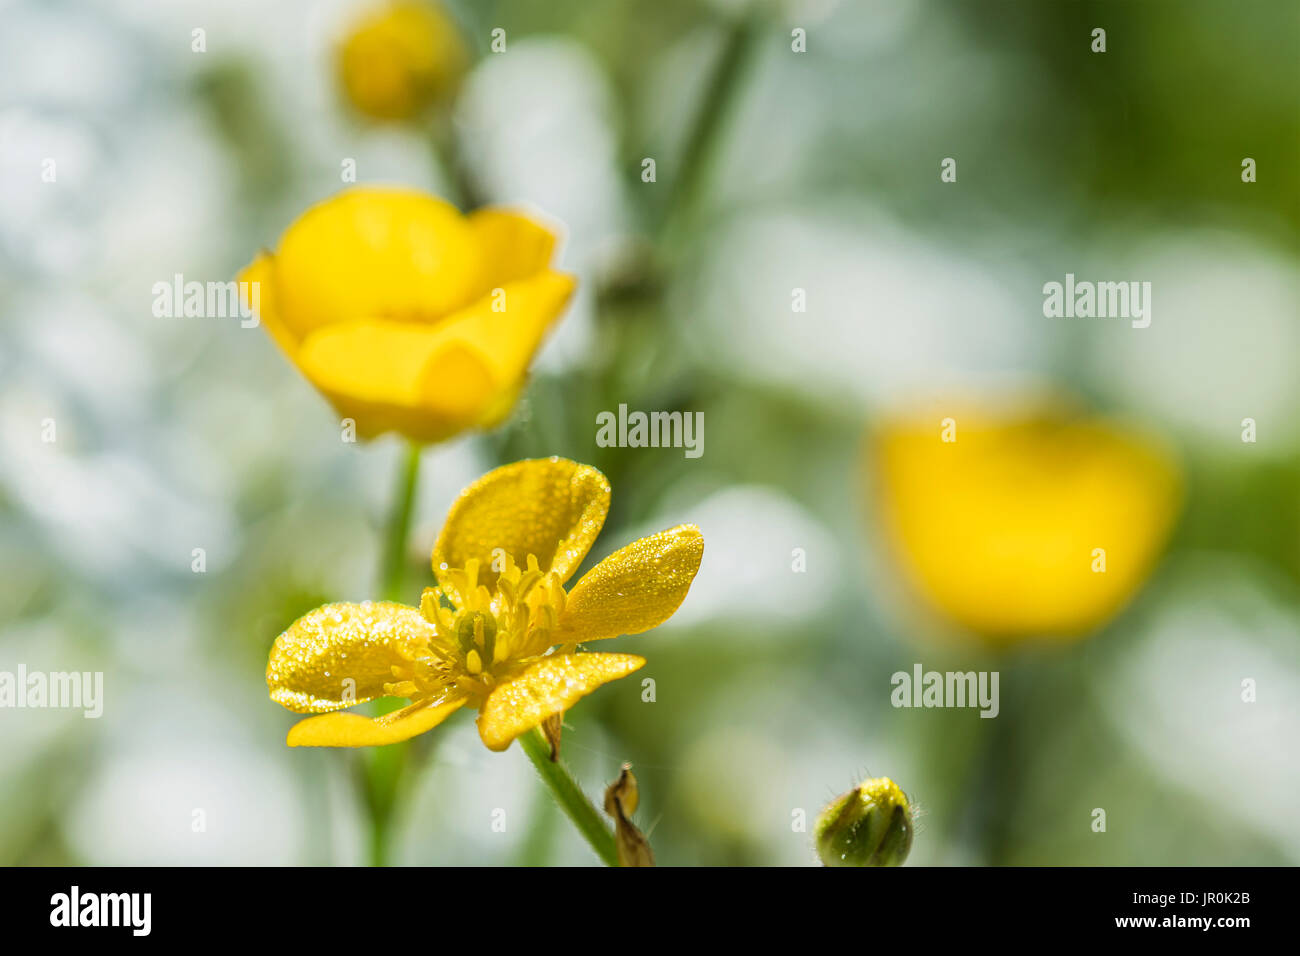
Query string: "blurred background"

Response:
xmin=1 ymin=0 xmax=1297 ymax=865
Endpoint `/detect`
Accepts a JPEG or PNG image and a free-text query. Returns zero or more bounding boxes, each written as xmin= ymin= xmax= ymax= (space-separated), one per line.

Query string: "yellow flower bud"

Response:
xmin=337 ymin=1 xmax=467 ymax=122
xmin=815 ymin=777 xmax=914 ymax=867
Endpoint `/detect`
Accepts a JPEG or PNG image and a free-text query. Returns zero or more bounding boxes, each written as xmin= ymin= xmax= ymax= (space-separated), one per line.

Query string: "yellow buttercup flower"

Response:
xmin=870 ymin=398 xmax=1181 ymax=643
xmin=240 ymin=187 xmax=575 ymax=443
xmin=337 ymin=1 xmax=467 ymax=122
xmin=266 ymin=458 xmax=704 ymax=750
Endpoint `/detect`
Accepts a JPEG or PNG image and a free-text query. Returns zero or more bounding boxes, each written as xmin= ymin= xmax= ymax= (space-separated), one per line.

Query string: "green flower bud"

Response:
xmin=814 ymin=777 xmax=914 ymax=867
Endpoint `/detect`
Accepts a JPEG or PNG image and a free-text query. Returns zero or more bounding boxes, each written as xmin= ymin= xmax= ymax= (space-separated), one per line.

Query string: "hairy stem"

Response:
xmin=519 ymin=727 xmax=619 ymax=866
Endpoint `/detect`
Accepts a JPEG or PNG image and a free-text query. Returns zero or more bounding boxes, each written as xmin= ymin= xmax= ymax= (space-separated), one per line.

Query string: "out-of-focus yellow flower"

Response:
xmin=266 ymin=458 xmax=704 ymax=750
xmin=870 ymin=399 xmax=1181 ymax=643
xmin=337 ymin=1 xmax=467 ymax=122
xmin=240 ymin=187 xmax=575 ymax=443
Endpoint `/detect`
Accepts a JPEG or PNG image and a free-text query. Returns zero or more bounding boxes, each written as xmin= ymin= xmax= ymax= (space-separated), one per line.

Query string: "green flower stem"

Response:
xmin=380 ymin=442 xmax=422 ymax=603
xmin=519 ymin=727 xmax=619 ymax=867
xmin=969 ymin=656 xmax=1027 ymax=865
xmin=658 ymin=11 xmax=759 ymax=243
xmin=515 ymin=779 xmax=561 ymax=866
xmin=363 ymin=441 xmax=423 ymax=866
xmin=359 ymin=742 xmax=408 ymax=867
xmin=433 ymin=117 xmax=484 ymax=212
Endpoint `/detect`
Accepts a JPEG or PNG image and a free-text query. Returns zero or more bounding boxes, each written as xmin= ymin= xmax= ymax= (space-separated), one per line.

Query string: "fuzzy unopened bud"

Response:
xmin=814 ymin=777 xmax=914 ymax=867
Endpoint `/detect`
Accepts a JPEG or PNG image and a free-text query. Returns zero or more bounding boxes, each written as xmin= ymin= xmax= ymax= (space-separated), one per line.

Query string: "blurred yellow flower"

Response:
xmin=337 ymin=0 xmax=467 ymax=121
xmin=266 ymin=458 xmax=704 ymax=750
xmin=240 ymin=187 xmax=575 ymax=443
xmin=870 ymin=399 xmax=1181 ymax=643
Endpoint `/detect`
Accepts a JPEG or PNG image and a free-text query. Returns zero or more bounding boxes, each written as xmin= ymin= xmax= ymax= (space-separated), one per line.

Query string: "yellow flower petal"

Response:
xmin=287 ymin=694 xmax=466 ymax=747
xmin=426 ymin=270 xmax=576 ymax=411
xmin=271 ymin=187 xmax=484 ymax=338
xmin=559 ymin=525 xmax=704 ymax=643
xmin=468 ymin=208 xmax=560 ymax=286
xmin=872 ymin=403 xmax=1181 ymax=642
xmin=432 ymin=458 xmax=611 ymax=600
xmin=290 ymin=271 xmax=573 ymax=442
xmin=238 ymin=252 xmax=299 ymax=358
xmin=295 ymin=319 xmax=497 ymax=442
xmin=266 ymin=601 xmax=436 ymax=713
xmin=476 ymin=653 xmax=644 ymax=751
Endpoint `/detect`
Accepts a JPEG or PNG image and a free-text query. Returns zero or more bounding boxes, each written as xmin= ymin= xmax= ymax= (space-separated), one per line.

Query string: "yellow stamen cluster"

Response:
xmin=383 ymin=554 xmax=570 ymax=704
